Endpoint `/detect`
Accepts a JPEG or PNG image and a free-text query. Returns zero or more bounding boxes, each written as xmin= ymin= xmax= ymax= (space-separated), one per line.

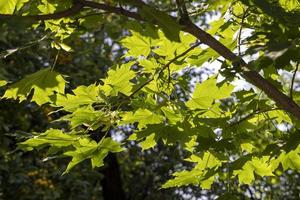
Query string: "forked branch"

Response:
xmin=2 ymin=0 xmax=300 ymax=119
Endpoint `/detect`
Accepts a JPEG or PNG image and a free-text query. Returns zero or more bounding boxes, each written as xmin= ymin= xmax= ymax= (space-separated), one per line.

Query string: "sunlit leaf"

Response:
xmin=0 ymin=0 xmax=29 ymax=14
xmin=3 ymin=68 xmax=66 ymax=105
xmin=19 ymin=129 xmax=77 ymax=151
xmin=54 ymin=84 xmax=101 ymax=112
xmin=64 ymin=137 xmax=123 ymax=173
xmin=186 ymin=77 xmax=233 ymax=110
xmin=102 ymin=62 xmax=136 ymax=96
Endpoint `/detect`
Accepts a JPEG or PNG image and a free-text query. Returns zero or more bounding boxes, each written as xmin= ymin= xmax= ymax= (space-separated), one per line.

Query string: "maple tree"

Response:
xmin=1 ymin=0 xmax=300 ymax=198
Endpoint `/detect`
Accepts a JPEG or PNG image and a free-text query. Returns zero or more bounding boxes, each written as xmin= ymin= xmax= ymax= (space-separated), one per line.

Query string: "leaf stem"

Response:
xmin=50 ymin=50 xmax=60 ymax=71
xmin=237 ymin=7 xmax=250 ymax=56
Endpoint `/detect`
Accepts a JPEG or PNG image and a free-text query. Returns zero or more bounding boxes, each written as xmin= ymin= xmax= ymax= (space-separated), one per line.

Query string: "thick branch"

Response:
xmin=0 ymin=3 xmax=84 ymax=20
xmin=2 ymin=0 xmax=300 ymax=119
xmin=182 ymin=22 xmax=300 ymax=119
xmin=0 ymin=1 xmax=142 ymax=21
xmin=78 ymin=0 xmax=143 ymax=20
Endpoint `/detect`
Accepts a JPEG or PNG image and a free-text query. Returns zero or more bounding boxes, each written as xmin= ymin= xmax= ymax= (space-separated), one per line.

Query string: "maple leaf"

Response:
xmin=3 ymin=68 xmax=66 ymax=105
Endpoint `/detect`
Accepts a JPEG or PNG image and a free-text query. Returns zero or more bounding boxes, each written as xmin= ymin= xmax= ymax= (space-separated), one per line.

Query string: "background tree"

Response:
xmin=1 ymin=0 xmax=300 ymax=199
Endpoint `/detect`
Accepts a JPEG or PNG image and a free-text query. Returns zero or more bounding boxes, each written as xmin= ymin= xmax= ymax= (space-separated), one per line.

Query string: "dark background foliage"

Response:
xmin=1 ymin=0 xmax=300 ymax=199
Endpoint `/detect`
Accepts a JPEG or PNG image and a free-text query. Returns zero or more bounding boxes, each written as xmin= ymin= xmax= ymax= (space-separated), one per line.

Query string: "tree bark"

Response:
xmin=89 ymin=130 xmax=127 ymax=200
xmin=100 ymin=153 xmax=127 ymax=200
xmin=2 ymin=0 xmax=300 ymax=119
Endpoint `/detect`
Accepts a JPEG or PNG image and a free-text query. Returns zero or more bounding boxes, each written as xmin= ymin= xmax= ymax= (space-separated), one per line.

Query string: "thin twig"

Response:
xmin=167 ymin=64 xmax=171 ymax=88
xmin=2 ymin=0 xmax=300 ymax=118
xmin=129 ymin=41 xmax=201 ymax=97
xmin=0 ymin=34 xmax=50 ymax=59
xmin=226 ymin=151 xmax=231 ymax=193
xmin=290 ymin=63 xmax=299 ymax=99
xmin=228 ymin=108 xmax=282 ymax=128
xmin=176 ymin=0 xmax=190 ymax=24
xmin=237 ymin=7 xmax=250 ymax=56
xmin=245 ymin=185 xmax=255 ymax=200
xmin=50 ymin=50 xmax=60 ymax=71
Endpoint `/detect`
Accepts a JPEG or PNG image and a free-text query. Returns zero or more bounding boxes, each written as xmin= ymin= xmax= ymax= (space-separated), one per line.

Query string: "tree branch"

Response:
xmin=78 ymin=0 xmax=143 ymax=20
xmin=129 ymin=41 xmax=201 ymax=97
xmin=228 ymin=108 xmax=282 ymax=128
xmin=290 ymin=63 xmax=299 ymax=99
xmin=176 ymin=0 xmax=190 ymax=24
xmin=182 ymin=21 xmax=300 ymax=119
xmin=2 ymin=0 xmax=300 ymax=119
xmin=237 ymin=7 xmax=250 ymax=56
xmin=0 ymin=2 xmax=84 ymax=20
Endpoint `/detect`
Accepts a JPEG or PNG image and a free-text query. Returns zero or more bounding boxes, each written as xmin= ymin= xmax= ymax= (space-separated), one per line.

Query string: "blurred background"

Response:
xmin=1 ymin=1 xmax=300 ymax=199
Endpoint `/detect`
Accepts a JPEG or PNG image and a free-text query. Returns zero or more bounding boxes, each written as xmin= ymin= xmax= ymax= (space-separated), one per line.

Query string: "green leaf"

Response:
xmin=187 ymin=48 xmax=219 ymax=67
xmin=138 ymin=58 xmax=161 ymax=74
xmin=280 ymin=150 xmax=300 ymax=170
xmin=152 ymin=31 xmax=180 ymax=58
xmin=251 ymin=157 xmax=274 ymax=177
xmin=162 ymin=169 xmax=202 ymax=188
xmin=121 ymin=108 xmax=164 ymax=129
xmin=0 ymin=80 xmax=7 ymax=87
xmin=64 ymin=137 xmax=123 ymax=173
xmin=186 ymin=77 xmax=233 ymax=110
xmin=237 ymin=164 xmax=255 ymax=185
xmin=45 ymin=18 xmax=76 ymax=40
xmin=162 ymin=152 xmax=221 ymax=188
xmin=3 ymin=68 xmax=66 ymax=105
xmin=161 ymin=106 xmax=183 ymax=125
xmin=80 ymin=15 xmax=104 ymax=29
xmin=54 ymin=84 xmax=101 ymax=112
xmin=241 ymin=142 xmax=255 ymax=153
xmin=61 ymin=106 xmax=111 ymax=130
xmin=207 ymin=19 xmax=238 ymax=51
xmin=19 ymin=129 xmax=77 ymax=151
xmin=38 ymin=0 xmax=56 ymax=14
xmin=64 ymin=138 xmax=98 ymax=173
xmin=141 ymin=6 xmax=181 ymax=42
xmin=235 ymin=156 xmax=274 ymax=185
xmin=193 ymin=152 xmax=222 ymax=170
xmin=131 ymin=123 xmax=195 ymax=150
xmin=121 ymin=31 xmax=151 ymax=57
xmin=200 ymin=176 xmax=215 ymax=189
xmin=207 ymin=19 xmax=227 ymax=35
xmin=267 ymin=109 xmax=292 ymax=124
xmin=0 ymin=0 xmax=29 ymax=14
xmin=279 ymin=0 xmax=300 ymax=11
xmin=139 ymin=133 xmax=156 ymax=150
xmin=102 ymin=62 xmax=135 ymax=96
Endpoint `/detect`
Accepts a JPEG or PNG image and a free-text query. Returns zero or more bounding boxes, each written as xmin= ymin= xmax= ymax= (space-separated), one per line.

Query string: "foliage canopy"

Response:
xmin=1 ymin=0 xmax=300 ymax=198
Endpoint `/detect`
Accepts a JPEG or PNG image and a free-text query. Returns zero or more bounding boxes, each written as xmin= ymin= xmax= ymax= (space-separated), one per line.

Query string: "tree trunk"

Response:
xmin=89 ymin=129 xmax=127 ymax=200
xmin=100 ymin=153 xmax=127 ymax=200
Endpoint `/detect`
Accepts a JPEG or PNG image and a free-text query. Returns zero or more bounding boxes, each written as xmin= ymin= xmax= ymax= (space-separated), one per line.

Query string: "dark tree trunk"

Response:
xmin=100 ymin=153 xmax=127 ymax=200
xmin=89 ymin=129 xmax=127 ymax=200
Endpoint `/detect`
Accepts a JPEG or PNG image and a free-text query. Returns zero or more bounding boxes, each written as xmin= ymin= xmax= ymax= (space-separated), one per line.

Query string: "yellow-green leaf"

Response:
xmin=3 ymin=68 xmax=66 ymax=105
xmin=0 ymin=0 xmax=29 ymax=14
xmin=0 ymin=80 xmax=7 ymax=87
xmin=186 ymin=77 xmax=233 ymax=110
xmin=102 ymin=62 xmax=135 ymax=96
